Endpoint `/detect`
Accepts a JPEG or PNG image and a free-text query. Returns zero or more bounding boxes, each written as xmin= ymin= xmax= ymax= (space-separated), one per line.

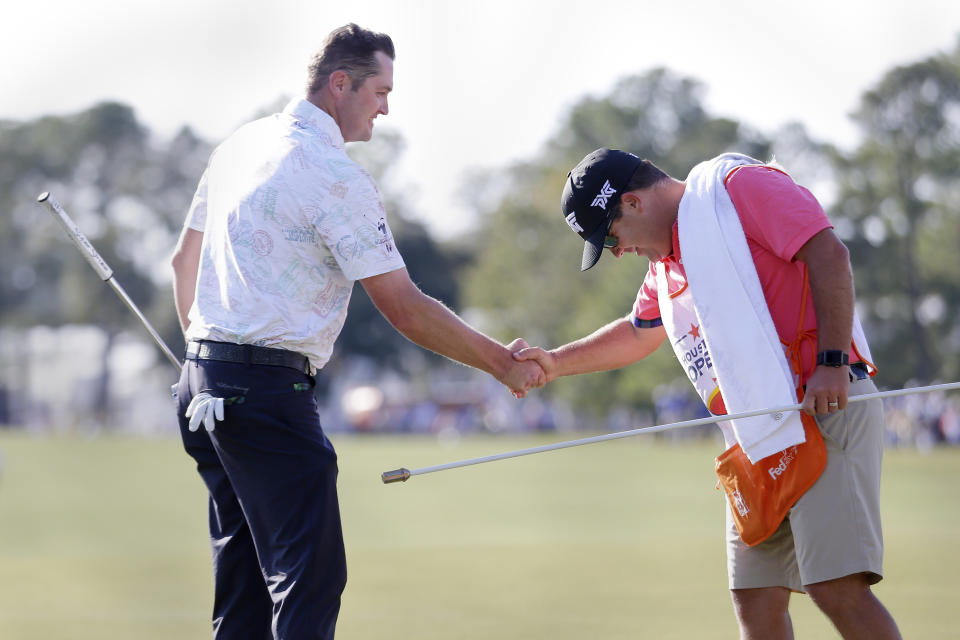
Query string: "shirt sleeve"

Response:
xmin=185 ymin=169 xmax=208 ymax=231
xmin=632 ymin=262 xmax=663 ymax=327
xmin=725 ymin=166 xmax=832 ymax=261
xmin=311 ymin=170 xmax=406 ymax=282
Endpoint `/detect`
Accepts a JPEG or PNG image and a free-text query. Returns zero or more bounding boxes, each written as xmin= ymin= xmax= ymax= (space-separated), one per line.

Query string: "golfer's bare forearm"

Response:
xmin=171 ymin=228 xmax=203 ymax=335
xmin=362 ymin=268 xmax=514 ymax=379
xmin=394 ymin=294 xmax=514 ymax=377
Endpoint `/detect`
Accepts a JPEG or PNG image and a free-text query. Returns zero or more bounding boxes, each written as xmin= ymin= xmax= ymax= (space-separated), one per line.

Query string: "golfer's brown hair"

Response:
xmin=306 ymin=23 xmax=395 ymax=94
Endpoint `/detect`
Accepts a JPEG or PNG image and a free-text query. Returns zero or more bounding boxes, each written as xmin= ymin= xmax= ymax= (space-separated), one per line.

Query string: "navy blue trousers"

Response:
xmin=176 ymin=358 xmax=346 ymax=639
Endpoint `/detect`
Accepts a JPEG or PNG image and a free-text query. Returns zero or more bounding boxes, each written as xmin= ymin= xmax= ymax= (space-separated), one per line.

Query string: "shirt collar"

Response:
xmin=666 ymin=220 xmax=682 ymax=262
xmin=283 ymin=98 xmax=345 ymax=149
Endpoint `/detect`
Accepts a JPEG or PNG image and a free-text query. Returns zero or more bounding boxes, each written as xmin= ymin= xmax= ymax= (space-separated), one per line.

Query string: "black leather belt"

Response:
xmin=186 ymin=340 xmax=311 ymax=374
xmin=850 ymin=361 xmax=870 ymax=381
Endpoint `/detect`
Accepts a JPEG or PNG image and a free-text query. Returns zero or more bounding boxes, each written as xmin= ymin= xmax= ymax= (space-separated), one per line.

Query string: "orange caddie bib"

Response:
xmin=656 ymin=256 xmax=825 ymax=546
xmin=714 ymin=412 xmax=825 ymax=546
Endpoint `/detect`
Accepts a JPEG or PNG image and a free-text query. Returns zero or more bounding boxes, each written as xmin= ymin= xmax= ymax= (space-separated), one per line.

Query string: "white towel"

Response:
xmin=678 ymin=154 xmax=805 ymax=462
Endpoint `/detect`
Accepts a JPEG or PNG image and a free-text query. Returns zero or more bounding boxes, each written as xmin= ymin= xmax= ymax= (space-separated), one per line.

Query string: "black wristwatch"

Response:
xmin=816 ymin=350 xmax=849 ymax=367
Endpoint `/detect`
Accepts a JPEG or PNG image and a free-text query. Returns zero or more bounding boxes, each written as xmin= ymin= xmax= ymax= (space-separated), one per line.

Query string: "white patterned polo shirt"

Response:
xmin=183 ymin=98 xmax=406 ymax=370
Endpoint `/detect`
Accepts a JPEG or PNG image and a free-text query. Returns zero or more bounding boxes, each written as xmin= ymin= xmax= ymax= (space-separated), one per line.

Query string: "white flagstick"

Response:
xmin=381 ymin=381 xmax=960 ymax=484
xmin=37 ymin=192 xmax=182 ymax=372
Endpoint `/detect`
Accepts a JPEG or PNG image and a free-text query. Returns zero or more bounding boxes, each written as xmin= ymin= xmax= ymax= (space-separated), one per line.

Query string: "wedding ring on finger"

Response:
xmin=827 ymin=401 xmax=839 ymax=408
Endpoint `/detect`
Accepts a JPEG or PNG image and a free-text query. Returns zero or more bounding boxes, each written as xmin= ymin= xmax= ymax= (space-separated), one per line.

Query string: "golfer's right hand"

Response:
xmin=185 ymin=392 xmax=224 ymax=432
xmin=502 ymin=338 xmax=546 ymax=398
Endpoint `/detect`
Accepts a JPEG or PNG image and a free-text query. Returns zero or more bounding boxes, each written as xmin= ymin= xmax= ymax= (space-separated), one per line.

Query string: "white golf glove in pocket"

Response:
xmin=185 ymin=392 xmax=225 ymax=432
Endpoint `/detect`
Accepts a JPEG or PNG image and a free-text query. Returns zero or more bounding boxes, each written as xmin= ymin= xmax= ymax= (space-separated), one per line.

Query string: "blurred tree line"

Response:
xmin=1 ymin=38 xmax=957 ymax=423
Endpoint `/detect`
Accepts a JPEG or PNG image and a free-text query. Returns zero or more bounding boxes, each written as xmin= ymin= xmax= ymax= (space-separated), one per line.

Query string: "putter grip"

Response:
xmin=381 ymin=468 xmax=411 ymax=484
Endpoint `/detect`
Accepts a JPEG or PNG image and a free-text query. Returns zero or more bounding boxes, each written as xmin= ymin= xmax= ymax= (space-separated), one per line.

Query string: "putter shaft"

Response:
xmin=37 ymin=191 xmax=182 ymax=372
xmin=382 ymin=381 xmax=960 ymax=484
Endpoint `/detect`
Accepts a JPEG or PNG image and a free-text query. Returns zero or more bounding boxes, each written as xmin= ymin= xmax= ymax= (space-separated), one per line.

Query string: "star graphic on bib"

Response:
xmin=688 ymin=323 xmax=701 ymax=340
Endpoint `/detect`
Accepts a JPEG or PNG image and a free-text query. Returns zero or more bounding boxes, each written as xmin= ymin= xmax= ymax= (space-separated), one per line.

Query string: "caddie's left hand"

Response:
xmin=801 ymin=366 xmax=850 ymax=416
xmin=185 ymin=392 xmax=225 ymax=432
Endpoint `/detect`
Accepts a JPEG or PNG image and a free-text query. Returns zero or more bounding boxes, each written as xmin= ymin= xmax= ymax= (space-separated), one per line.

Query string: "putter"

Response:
xmin=36 ymin=192 xmax=182 ymax=372
xmin=381 ymin=380 xmax=960 ymax=484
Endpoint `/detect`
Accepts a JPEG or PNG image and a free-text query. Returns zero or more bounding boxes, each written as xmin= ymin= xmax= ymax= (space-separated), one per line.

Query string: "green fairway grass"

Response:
xmin=0 ymin=431 xmax=957 ymax=639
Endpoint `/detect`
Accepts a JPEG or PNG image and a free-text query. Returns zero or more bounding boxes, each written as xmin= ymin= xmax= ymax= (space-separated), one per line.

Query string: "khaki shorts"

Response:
xmin=726 ymin=377 xmax=885 ymax=592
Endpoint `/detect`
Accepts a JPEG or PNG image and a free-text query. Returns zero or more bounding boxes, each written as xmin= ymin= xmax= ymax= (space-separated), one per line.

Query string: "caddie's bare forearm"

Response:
xmin=794 ymin=228 xmax=855 ymax=415
xmin=513 ymin=316 xmax=666 ymax=383
xmin=171 ymin=227 xmax=204 ymax=335
xmin=361 ymin=268 xmax=545 ymax=395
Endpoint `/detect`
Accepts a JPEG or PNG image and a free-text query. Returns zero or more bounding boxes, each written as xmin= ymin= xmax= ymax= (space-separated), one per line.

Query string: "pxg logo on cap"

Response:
xmin=560 ymin=148 xmax=643 ymax=271
xmin=590 ymin=180 xmax=617 ymax=209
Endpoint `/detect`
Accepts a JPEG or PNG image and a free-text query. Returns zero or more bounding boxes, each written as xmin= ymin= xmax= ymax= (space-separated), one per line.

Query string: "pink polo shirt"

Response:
xmin=632 ymin=165 xmax=834 ymax=383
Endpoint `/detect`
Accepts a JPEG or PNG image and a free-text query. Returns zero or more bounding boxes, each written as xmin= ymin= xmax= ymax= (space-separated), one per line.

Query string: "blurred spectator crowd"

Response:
xmin=1 ymin=326 xmax=958 ymax=450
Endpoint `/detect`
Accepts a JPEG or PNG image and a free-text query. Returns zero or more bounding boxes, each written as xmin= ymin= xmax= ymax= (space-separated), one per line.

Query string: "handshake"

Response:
xmin=499 ymin=338 xmax=556 ymax=399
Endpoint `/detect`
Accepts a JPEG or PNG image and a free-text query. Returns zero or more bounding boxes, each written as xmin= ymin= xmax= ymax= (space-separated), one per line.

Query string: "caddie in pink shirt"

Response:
xmin=633 ymin=165 xmax=871 ymax=387
xmin=516 ymin=149 xmax=900 ymax=639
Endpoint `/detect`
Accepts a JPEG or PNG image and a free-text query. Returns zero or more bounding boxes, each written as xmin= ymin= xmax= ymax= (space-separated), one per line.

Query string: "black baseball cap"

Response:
xmin=560 ymin=148 xmax=643 ymax=271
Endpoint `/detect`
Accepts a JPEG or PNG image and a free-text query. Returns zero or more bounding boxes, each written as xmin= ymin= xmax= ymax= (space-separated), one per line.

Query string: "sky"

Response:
xmin=3 ymin=0 xmax=959 ymax=238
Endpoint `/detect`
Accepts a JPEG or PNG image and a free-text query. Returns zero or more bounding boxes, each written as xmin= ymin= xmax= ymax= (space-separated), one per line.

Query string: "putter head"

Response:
xmin=381 ymin=468 xmax=411 ymax=484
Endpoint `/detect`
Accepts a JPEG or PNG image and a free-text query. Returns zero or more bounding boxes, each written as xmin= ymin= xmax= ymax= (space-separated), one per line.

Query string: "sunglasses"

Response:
xmin=602 ymin=213 xmax=618 ymax=249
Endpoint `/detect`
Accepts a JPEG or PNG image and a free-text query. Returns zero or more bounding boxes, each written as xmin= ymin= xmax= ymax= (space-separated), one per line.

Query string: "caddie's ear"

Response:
xmin=620 ymin=191 xmax=642 ymax=212
xmin=328 ymin=70 xmax=350 ymax=96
